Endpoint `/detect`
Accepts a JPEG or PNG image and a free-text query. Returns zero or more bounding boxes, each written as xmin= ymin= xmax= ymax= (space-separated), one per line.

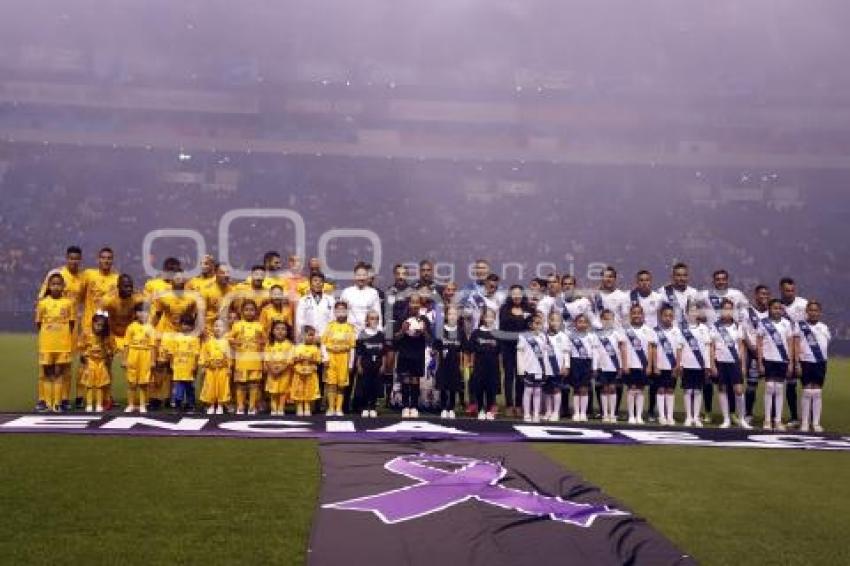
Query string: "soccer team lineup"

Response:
xmin=33 ymin=246 xmax=831 ymax=432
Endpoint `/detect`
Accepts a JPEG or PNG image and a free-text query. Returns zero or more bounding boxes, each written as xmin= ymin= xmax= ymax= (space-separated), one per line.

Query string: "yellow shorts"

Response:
xmin=265 ymin=373 xmax=292 ymax=395
xmin=234 ymin=369 xmax=262 ymax=383
xmin=200 ymin=368 xmax=231 ymax=404
xmin=39 ymin=352 xmax=72 ymax=366
xmin=323 ymin=358 xmax=351 ymax=387
xmin=126 ymin=365 xmax=153 ymax=386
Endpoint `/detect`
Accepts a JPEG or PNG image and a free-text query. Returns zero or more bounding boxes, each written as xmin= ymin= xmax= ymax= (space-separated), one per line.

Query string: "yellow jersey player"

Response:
xmin=295 ymin=257 xmax=335 ymax=296
xmin=101 ymin=274 xmax=145 ymax=352
xmin=78 ymin=247 xmax=118 ymax=408
xmin=199 ymin=263 xmax=235 ymax=337
xmin=150 ymin=270 xmax=201 ymax=406
xmin=231 ymin=265 xmax=269 ymax=317
xmin=151 ymin=270 xmax=201 ymax=335
xmin=144 ymin=257 xmax=181 ymax=323
xmin=187 ymin=254 xmax=218 ymax=296
xmin=35 ymin=273 xmax=76 ymax=412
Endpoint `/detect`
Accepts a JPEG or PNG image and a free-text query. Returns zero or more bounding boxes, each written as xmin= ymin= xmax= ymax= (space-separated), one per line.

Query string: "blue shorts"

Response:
xmin=764 ymin=360 xmax=788 ymax=382
xmin=569 ymin=358 xmax=593 ymax=388
xmin=522 ymin=373 xmax=546 ymax=388
xmin=597 ymin=371 xmax=619 ymax=386
xmin=682 ymin=368 xmax=705 ymax=390
xmin=626 ymin=368 xmax=647 ymax=388
xmin=544 ymin=374 xmax=569 ymax=393
xmin=717 ymin=361 xmax=743 ymax=386
xmin=800 ymin=361 xmax=827 ymax=387
xmin=653 ymin=369 xmax=676 ymax=389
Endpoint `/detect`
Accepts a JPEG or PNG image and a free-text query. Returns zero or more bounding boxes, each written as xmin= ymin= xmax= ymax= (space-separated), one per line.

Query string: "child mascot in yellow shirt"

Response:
xmin=79 ymin=311 xmax=115 ymax=412
xmin=291 ymin=326 xmax=321 ymax=416
xmin=121 ymin=303 xmax=157 ymax=413
xmin=200 ymin=319 xmax=232 ymax=415
xmin=321 ymin=301 xmax=357 ymax=417
xmin=228 ymin=299 xmax=265 ymax=415
xmin=164 ymin=314 xmax=202 ymax=412
xmin=35 ymin=273 xmax=76 ymax=412
xmin=265 ymin=320 xmax=294 ymax=415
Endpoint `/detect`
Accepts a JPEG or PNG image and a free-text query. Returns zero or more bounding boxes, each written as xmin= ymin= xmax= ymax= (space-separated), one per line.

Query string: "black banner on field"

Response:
xmin=309 ymin=441 xmax=695 ymax=566
xmin=2 ymin=413 xmax=849 ymax=452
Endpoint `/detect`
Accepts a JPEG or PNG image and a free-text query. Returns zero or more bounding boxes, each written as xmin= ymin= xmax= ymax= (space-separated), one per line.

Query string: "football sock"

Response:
xmin=719 ymin=391 xmax=730 ymax=420
xmin=812 ymin=389 xmax=823 ymax=427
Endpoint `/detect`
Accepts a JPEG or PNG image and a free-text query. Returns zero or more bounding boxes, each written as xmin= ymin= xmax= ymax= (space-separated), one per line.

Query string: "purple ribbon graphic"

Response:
xmin=323 ymin=453 xmax=628 ymax=526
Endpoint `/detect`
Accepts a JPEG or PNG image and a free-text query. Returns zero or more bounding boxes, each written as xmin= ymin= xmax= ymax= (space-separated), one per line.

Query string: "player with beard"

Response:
xmin=590 ymin=266 xmax=630 ymax=328
xmin=779 ymin=277 xmax=807 ymax=427
xmin=560 ymin=274 xmax=592 ymax=329
xmin=80 ymin=247 xmax=119 ymax=409
xmin=653 ymin=262 xmax=698 ymax=423
xmin=536 ymin=273 xmax=563 ymax=322
xmin=657 ymin=262 xmax=700 ymax=324
xmin=699 ymin=269 xmax=748 ymax=423
xmin=413 ymin=259 xmax=445 ymax=300
xmin=742 ymin=284 xmax=771 ymax=424
xmin=187 ymin=255 xmax=217 ymax=296
xmin=701 ymin=269 xmax=748 ymax=326
xmin=340 ymin=262 xmax=382 ymax=334
xmin=101 ymin=274 xmax=145 ymax=409
xmin=590 ymin=267 xmax=629 ymax=415
xmin=384 ymin=264 xmax=411 ymax=408
xmin=629 ymin=270 xmax=665 ymax=329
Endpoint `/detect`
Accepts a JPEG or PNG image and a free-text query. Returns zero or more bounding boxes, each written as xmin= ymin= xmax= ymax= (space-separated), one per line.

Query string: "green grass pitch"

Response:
xmin=1 ymin=333 xmax=848 ymax=565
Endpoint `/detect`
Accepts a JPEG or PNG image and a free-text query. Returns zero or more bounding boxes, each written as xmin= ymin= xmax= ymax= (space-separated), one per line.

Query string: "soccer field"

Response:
xmin=1 ymin=332 xmax=848 ymax=565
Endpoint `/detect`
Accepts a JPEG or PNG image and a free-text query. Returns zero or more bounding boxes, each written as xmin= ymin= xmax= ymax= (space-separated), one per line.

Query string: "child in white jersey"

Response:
xmin=796 ymin=301 xmax=831 ymax=432
xmin=757 ymin=299 xmax=795 ymax=431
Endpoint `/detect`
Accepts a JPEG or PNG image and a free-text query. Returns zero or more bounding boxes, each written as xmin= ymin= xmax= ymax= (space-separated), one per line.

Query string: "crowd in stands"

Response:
xmin=3 ymin=144 xmax=847 ymax=350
